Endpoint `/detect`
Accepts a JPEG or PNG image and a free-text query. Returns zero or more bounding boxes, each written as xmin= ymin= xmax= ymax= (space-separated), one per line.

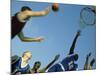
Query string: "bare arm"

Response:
xmin=39 ymin=54 xmax=60 ymax=73
xmin=68 ymin=30 xmax=81 ymax=55
xmin=84 ymin=53 xmax=91 ymax=70
xmin=27 ymin=6 xmax=51 ymax=17
xmin=18 ymin=31 xmax=44 ymax=42
xmin=89 ymin=58 xmax=95 ymax=70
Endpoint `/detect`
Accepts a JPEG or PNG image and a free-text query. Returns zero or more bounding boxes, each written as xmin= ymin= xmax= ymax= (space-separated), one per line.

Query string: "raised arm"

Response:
xmin=84 ymin=52 xmax=91 ymax=70
xmin=18 ymin=31 xmax=44 ymax=42
xmin=89 ymin=58 xmax=95 ymax=70
xmin=27 ymin=6 xmax=51 ymax=17
xmin=68 ymin=30 xmax=81 ymax=55
xmin=39 ymin=54 xmax=60 ymax=73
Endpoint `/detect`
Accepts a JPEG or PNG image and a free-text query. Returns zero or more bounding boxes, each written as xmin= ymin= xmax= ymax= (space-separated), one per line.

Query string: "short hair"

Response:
xmin=22 ymin=51 xmax=32 ymax=57
xmin=34 ymin=61 xmax=41 ymax=65
xmin=21 ymin=6 xmax=32 ymax=11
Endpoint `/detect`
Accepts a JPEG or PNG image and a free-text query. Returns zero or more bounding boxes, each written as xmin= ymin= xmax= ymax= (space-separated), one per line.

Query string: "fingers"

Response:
xmin=56 ymin=54 xmax=60 ymax=58
xmin=88 ymin=52 xmax=91 ymax=57
xmin=77 ymin=30 xmax=81 ymax=36
xmin=86 ymin=52 xmax=91 ymax=59
xmin=38 ymin=38 xmax=44 ymax=42
xmin=35 ymin=37 xmax=44 ymax=42
xmin=90 ymin=58 xmax=95 ymax=66
xmin=55 ymin=54 xmax=60 ymax=60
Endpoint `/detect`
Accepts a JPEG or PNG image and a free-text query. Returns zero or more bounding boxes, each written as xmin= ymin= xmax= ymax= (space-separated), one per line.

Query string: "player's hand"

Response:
xmin=77 ymin=30 xmax=81 ymax=36
xmin=88 ymin=52 xmax=91 ymax=57
xmin=87 ymin=52 xmax=91 ymax=58
xmin=86 ymin=52 xmax=91 ymax=60
xmin=35 ymin=37 xmax=44 ymax=42
xmin=46 ymin=6 xmax=51 ymax=12
xmin=54 ymin=54 xmax=60 ymax=60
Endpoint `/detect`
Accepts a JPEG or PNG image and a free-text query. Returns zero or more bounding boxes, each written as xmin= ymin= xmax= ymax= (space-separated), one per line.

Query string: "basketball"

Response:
xmin=52 ymin=3 xmax=59 ymax=12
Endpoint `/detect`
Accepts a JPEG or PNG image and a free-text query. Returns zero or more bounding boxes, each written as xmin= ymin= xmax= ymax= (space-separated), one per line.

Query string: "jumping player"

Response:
xmin=47 ymin=30 xmax=81 ymax=72
xmin=12 ymin=6 xmax=52 ymax=42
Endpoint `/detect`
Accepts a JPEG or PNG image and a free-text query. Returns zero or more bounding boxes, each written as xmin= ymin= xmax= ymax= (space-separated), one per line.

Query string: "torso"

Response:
xmin=21 ymin=58 xmax=28 ymax=68
xmin=11 ymin=12 xmax=31 ymax=39
xmin=61 ymin=57 xmax=78 ymax=71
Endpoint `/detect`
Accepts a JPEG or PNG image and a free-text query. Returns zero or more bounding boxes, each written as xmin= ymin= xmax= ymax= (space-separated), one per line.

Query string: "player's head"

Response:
xmin=68 ymin=53 xmax=79 ymax=61
xmin=73 ymin=54 xmax=79 ymax=61
xmin=22 ymin=51 xmax=32 ymax=62
xmin=21 ymin=6 xmax=32 ymax=12
xmin=33 ymin=61 xmax=41 ymax=70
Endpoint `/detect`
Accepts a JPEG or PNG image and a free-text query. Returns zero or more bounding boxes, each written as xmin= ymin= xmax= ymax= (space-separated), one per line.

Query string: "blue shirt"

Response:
xmin=48 ymin=54 xmax=78 ymax=72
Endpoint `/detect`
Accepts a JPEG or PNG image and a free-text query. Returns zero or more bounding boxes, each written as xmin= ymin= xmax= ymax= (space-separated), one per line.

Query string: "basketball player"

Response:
xmin=12 ymin=6 xmax=51 ymax=42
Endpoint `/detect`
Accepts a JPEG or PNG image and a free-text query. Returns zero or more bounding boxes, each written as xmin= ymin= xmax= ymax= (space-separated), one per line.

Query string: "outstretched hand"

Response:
xmin=54 ymin=54 xmax=60 ymax=61
xmin=34 ymin=37 xmax=44 ymax=42
xmin=88 ymin=52 xmax=91 ymax=57
xmin=77 ymin=30 xmax=81 ymax=36
xmin=86 ymin=52 xmax=91 ymax=60
xmin=87 ymin=52 xmax=91 ymax=58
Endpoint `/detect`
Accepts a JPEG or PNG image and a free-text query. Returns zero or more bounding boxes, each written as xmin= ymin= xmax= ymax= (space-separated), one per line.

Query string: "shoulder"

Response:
xmin=11 ymin=55 xmax=21 ymax=64
xmin=12 ymin=13 xmax=19 ymax=17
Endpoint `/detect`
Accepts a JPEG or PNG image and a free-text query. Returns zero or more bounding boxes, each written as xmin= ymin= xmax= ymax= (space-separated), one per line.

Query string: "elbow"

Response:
xmin=20 ymin=39 xmax=25 ymax=42
xmin=19 ymin=38 xmax=26 ymax=42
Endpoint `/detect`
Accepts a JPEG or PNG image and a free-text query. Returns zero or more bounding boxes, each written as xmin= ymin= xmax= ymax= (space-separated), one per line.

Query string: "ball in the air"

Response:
xmin=52 ymin=3 xmax=59 ymax=12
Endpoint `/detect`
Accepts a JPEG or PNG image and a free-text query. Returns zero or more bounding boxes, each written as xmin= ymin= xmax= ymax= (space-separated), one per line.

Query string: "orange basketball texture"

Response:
xmin=52 ymin=3 xmax=59 ymax=12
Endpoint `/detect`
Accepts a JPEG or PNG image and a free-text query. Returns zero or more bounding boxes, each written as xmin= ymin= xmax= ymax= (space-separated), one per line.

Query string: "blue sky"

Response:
xmin=11 ymin=0 xmax=96 ymax=71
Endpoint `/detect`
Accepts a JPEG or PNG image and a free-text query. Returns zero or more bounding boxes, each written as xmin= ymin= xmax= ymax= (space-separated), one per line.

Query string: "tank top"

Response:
xmin=11 ymin=13 xmax=26 ymax=39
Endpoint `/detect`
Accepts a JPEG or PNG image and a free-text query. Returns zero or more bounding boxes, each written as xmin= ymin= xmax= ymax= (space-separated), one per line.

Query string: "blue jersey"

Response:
xmin=48 ymin=54 xmax=78 ymax=72
xmin=12 ymin=56 xmax=30 ymax=74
